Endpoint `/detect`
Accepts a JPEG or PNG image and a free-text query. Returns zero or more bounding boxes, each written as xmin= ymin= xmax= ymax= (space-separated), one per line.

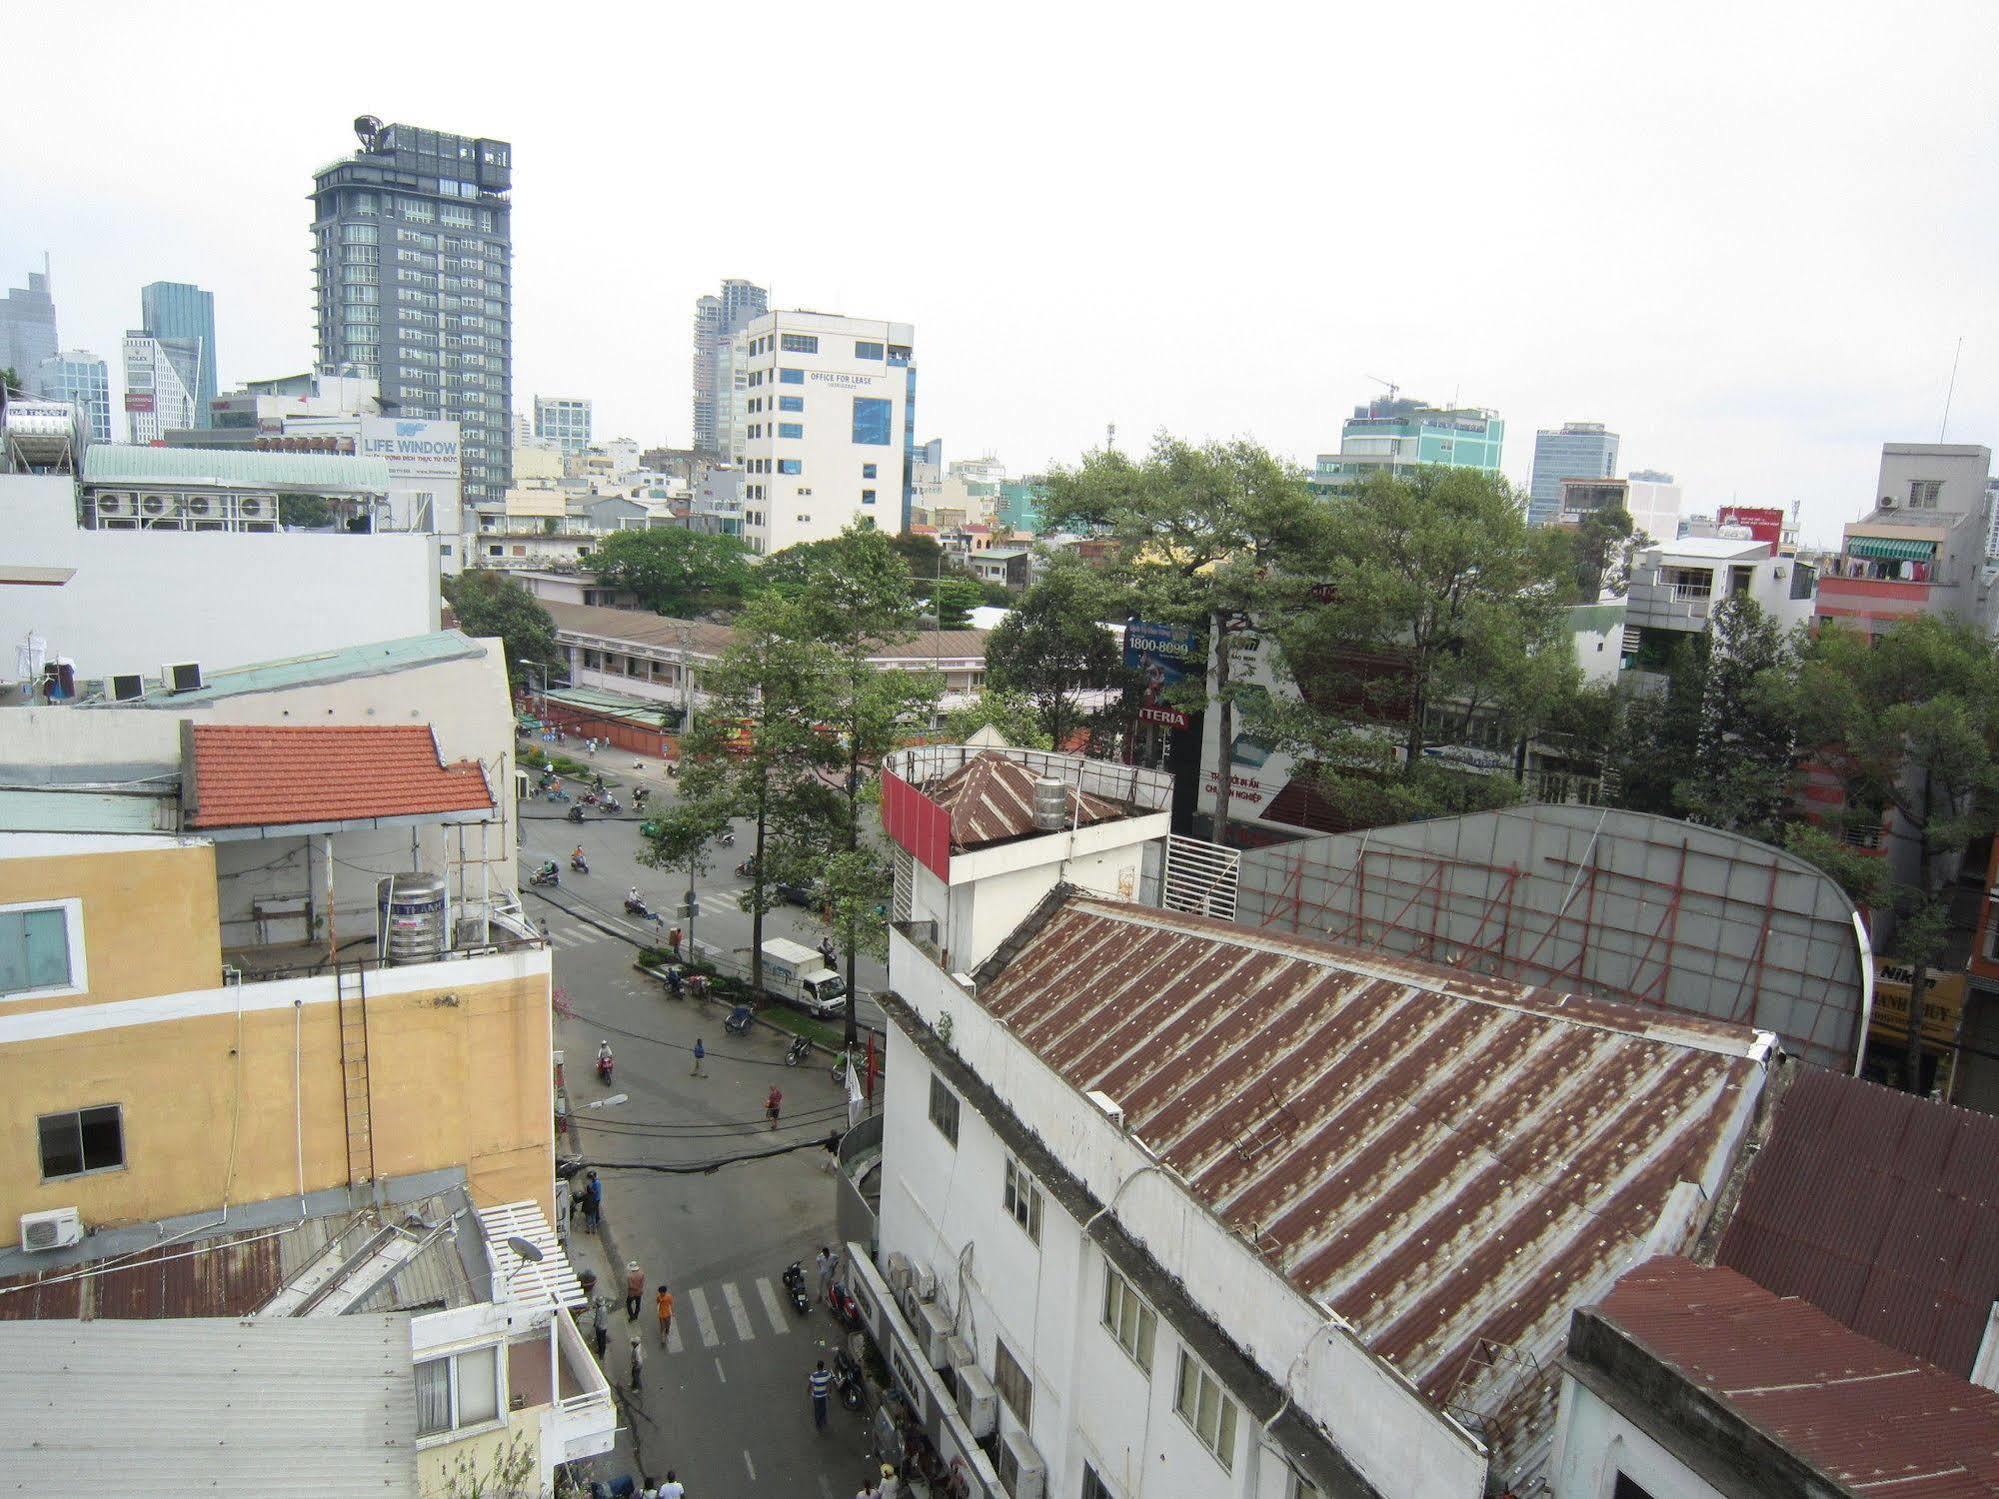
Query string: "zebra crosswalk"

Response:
xmin=665 ymin=1276 xmax=795 ymax=1355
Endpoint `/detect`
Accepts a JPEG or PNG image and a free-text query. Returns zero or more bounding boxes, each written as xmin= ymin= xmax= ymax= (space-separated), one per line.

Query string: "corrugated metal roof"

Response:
xmin=545 ymin=598 xmax=990 ymax=662
xmin=0 ymin=788 xmax=177 ymax=833
xmin=1715 ymin=1067 xmax=1999 ymax=1378
xmin=974 ymin=894 xmax=1767 ymax=1480
xmin=925 ymin=750 xmax=1123 ymax=849
xmin=85 ymin=630 xmax=485 ymax=706
xmin=82 ymin=441 xmax=392 ymax=492
xmin=1589 ymin=1256 xmax=1999 ymax=1497
xmin=0 ymin=1316 xmax=418 ymax=1494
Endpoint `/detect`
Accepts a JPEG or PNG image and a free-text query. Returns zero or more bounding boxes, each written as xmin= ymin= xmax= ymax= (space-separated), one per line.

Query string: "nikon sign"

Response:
xmin=359 ymin=417 xmax=462 ymax=480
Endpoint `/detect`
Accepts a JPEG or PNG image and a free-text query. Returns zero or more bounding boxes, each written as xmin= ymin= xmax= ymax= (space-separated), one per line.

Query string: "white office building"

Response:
xmin=533 ymin=395 xmax=591 ymax=454
xmin=730 ymin=309 xmax=913 ymax=553
xmin=122 ymin=332 xmax=199 ymax=443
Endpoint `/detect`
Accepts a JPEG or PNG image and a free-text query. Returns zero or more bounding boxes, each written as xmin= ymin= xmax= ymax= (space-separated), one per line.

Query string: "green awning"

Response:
xmin=1847 ymin=536 xmax=1937 ymax=562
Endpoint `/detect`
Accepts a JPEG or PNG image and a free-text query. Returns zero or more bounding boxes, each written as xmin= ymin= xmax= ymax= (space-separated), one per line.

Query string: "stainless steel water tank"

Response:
xmin=381 ymin=873 xmax=449 ymax=964
xmin=1032 ymin=777 xmax=1068 ymax=831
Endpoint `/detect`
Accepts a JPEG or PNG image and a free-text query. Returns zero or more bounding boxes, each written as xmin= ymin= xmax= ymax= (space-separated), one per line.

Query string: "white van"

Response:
xmin=760 ymin=938 xmax=847 ymax=1018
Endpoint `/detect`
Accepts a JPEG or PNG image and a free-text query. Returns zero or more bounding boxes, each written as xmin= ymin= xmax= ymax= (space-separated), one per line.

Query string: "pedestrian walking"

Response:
xmin=815 ymin=1244 xmax=837 ymax=1304
xmin=809 ymin=1359 xmax=832 ymax=1430
xmin=624 ymin=1260 xmax=645 ymax=1321
xmin=691 ymin=1038 xmax=706 ymax=1077
xmin=766 ymin=1084 xmax=783 ymax=1131
xmin=658 ymin=1474 xmax=684 ymax=1499
xmin=669 ymin=925 xmax=683 ymax=960
xmin=629 ymin=1335 xmax=645 ymax=1392
xmin=656 ymin=1284 xmax=674 ymax=1345
xmin=583 ymin=1170 xmax=603 ymax=1235
xmin=591 ymin=1296 xmax=610 ymax=1361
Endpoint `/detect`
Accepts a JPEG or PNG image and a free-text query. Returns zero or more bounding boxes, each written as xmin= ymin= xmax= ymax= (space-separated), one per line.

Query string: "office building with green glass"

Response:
xmin=139 ymin=281 xmax=217 ymax=426
xmin=1310 ymin=396 xmax=1504 ymax=493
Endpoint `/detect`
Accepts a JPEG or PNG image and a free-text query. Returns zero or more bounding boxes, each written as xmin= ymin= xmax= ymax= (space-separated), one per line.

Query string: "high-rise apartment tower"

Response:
xmin=1528 ymin=422 xmax=1620 ymax=526
xmin=311 ymin=117 xmax=513 ymax=502
xmin=692 ymin=278 xmax=768 ymax=453
xmin=533 ymin=395 xmax=592 ymax=454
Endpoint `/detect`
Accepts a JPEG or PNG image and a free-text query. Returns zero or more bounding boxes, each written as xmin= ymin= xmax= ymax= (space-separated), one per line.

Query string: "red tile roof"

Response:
xmin=925 ymin=751 xmax=1122 ymax=849
xmin=186 ymin=724 xmax=493 ymax=830
xmin=1589 ymin=1256 xmax=1999 ymax=1496
xmin=1715 ymin=1067 xmax=1999 ymax=1378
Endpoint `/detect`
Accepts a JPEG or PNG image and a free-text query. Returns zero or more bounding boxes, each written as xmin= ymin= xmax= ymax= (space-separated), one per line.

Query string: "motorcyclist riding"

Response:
xmin=596 ymin=1040 xmax=614 ymax=1082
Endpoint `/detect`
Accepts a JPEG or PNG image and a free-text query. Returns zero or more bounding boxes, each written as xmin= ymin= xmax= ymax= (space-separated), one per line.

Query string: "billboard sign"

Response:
xmin=124 ymin=393 xmax=154 ymax=413
xmin=359 ymin=416 xmax=462 ymax=479
xmin=1124 ymin=621 xmax=1204 ymax=729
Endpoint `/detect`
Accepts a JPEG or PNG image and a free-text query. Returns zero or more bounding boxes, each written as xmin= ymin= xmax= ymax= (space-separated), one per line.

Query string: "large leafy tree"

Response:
xmin=586 ymin=528 xmax=754 ymax=618
xmin=1570 ymin=503 xmax=1643 ymax=598
xmin=1679 ymin=594 xmax=1797 ymax=843
xmin=984 ymin=555 xmax=1127 ymax=749
xmin=944 ymin=690 xmax=1053 ymax=749
xmin=441 ymin=570 xmax=557 ymax=687
xmin=1042 ymin=435 xmax=1321 ymax=847
xmin=1789 ymin=614 xmax=1999 ymax=1091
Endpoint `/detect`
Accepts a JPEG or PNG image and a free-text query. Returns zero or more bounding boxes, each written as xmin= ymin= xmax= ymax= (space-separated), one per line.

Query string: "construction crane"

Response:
xmin=1365 ymin=374 xmax=1401 ymax=404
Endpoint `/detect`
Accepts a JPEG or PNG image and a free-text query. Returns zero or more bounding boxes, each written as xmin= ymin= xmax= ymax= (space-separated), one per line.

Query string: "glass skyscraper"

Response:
xmin=139 ymin=282 xmax=218 ymax=427
xmin=34 ymin=351 xmax=112 ymax=441
xmin=1528 ymin=422 xmax=1620 ymax=526
xmin=0 ymin=263 xmax=58 ymax=384
xmin=1311 ymin=396 xmax=1506 ymax=492
xmin=692 ymin=278 xmax=768 ymax=453
xmin=311 ymin=118 xmax=513 ymax=502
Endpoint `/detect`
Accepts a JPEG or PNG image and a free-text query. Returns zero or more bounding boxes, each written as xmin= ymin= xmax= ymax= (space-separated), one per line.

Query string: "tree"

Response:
xmin=0 ymin=367 xmax=20 ymax=395
xmin=635 ymin=791 xmax=733 ymax=957
xmin=760 ymin=526 xmax=940 ymax=1044
xmin=929 ymin=577 xmax=983 ymax=630
xmin=586 ymin=528 xmax=755 ymax=618
xmin=1043 ymin=435 xmax=1321 ymax=847
xmin=1609 ymin=633 xmax=1708 ymax=818
xmin=1571 ymin=504 xmax=1642 ymax=599
xmin=984 ymin=555 xmax=1127 ymax=749
xmin=441 ymin=570 xmax=557 ymax=687
xmin=1277 ymin=466 xmax=1573 ymax=793
xmin=278 ymin=493 xmax=334 ymax=529
xmin=944 ymin=690 xmax=1053 ymax=749
xmin=667 ymin=591 xmax=839 ymax=999
xmin=1788 ymin=616 xmax=1999 ymax=1091
xmin=1678 ymin=595 xmax=1797 ymax=843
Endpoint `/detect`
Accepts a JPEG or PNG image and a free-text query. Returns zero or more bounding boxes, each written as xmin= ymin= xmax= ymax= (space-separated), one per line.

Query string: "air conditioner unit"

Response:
xmin=913 ymin=1266 xmax=937 ymax=1302
xmin=140 ymin=492 xmax=174 ymax=517
xmin=997 ymin=1429 xmax=1047 ymax=1499
xmin=109 ymin=673 xmax=145 ymax=702
xmin=885 ymin=1252 xmax=912 ymax=1296
xmin=20 ymin=1207 xmax=84 ymax=1253
xmin=94 ymin=491 xmax=137 ymax=518
xmin=163 ymin=661 xmax=203 ymax=693
xmin=955 ymin=1364 xmax=997 ymax=1438
xmin=899 ymin=1284 xmax=924 ymax=1327
xmin=916 ymin=1299 xmax=954 ymax=1368
xmin=944 ymin=1334 xmax=974 ymax=1371
xmin=237 ymin=495 xmax=279 ymax=521
xmin=182 ymin=494 xmax=215 ymax=518
xmin=1881 ymin=494 xmax=1898 ymax=508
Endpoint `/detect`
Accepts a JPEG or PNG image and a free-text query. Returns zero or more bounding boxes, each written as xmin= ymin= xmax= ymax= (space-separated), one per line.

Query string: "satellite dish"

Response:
xmin=506 ymin=1235 xmax=545 ymax=1263
xmin=353 ymin=115 xmax=383 ymax=149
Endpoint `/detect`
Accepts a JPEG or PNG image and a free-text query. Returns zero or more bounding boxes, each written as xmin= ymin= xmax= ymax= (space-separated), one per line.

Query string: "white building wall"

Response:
xmin=883 ymin=931 xmax=1490 ymax=1499
xmin=2 ymin=474 xmax=441 ymax=681
xmin=1547 ymin=1375 xmax=1724 ymax=1499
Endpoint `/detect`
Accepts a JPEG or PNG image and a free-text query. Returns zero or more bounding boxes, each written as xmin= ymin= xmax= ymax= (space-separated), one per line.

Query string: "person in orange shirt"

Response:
xmin=655 ymin=1284 xmax=674 ymax=1345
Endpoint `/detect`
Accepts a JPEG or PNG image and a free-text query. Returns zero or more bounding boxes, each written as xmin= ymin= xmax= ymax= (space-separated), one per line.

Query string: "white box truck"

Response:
xmin=760 ymin=938 xmax=847 ymax=1018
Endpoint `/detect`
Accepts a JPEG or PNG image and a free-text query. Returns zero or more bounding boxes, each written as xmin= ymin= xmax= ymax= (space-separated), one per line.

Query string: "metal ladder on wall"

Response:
xmin=335 ymin=963 xmax=376 ymax=1189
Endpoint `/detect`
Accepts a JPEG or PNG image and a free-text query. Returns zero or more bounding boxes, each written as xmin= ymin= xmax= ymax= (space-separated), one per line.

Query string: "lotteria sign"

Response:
xmin=359 ymin=416 xmax=462 ymax=479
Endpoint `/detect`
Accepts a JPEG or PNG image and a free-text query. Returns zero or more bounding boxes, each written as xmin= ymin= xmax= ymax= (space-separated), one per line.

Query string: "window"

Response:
xmin=1910 ymin=479 xmax=1944 ymax=509
xmin=928 ymin=1075 xmax=960 ymax=1145
xmin=1174 ymin=1350 xmax=1238 ymax=1470
xmin=852 ymin=396 xmax=893 ymax=446
xmin=778 ymin=459 xmax=802 ymax=476
xmin=862 ymin=462 xmax=878 ymax=479
xmin=994 ymin=1339 xmax=1032 ymax=1425
xmin=342 ymin=223 xmax=378 ymax=245
xmin=38 ymin=1104 xmax=122 ymax=1180
xmin=1004 ymin=1157 xmax=1043 ymax=1242
xmin=414 ymin=1345 xmax=500 ymax=1438
xmin=1102 ymin=1267 xmax=1157 ymax=1371
xmin=778 ymin=423 xmax=804 ymax=439
xmin=1612 ymin=1477 xmax=1658 ymax=1499
xmin=778 ymin=368 xmax=805 ymax=385
xmin=3 ymin=902 xmax=82 ymax=998
xmin=781 ymin=333 xmax=819 ymax=354
xmin=855 ymin=340 xmax=884 ymax=360
xmin=1082 ymin=1467 xmax=1115 ymax=1499
xmin=779 ymin=395 xmax=804 ymax=413
xmin=861 ymin=490 xmax=877 ymax=505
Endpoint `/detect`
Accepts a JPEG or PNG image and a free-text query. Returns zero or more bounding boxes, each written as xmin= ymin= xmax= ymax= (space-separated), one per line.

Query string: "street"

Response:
xmin=520 ymin=755 xmax=882 ymax=1496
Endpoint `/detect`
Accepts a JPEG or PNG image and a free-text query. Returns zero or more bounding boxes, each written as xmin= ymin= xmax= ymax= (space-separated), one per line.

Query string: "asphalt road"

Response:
xmin=521 ymin=771 xmax=882 ymax=1496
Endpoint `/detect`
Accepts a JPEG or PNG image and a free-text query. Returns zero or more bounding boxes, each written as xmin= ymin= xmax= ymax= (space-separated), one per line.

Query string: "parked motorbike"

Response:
xmin=567 ymin=804 xmax=586 ymax=824
xmin=529 ymin=861 xmax=560 ymax=888
xmin=832 ymin=1346 xmax=867 ymax=1411
xmin=781 ymin=1261 xmax=811 ymax=1315
xmin=724 ymin=1004 xmax=754 ymax=1036
xmin=570 ymin=854 xmax=590 ymax=874
xmin=624 ymin=895 xmax=651 ymax=919
xmin=784 ymin=1034 xmax=813 ymax=1068
xmin=828 ymin=1280 xmax=864 ymax=1334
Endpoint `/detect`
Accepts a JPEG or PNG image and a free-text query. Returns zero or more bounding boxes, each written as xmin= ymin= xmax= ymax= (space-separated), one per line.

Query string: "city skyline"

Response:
xmin=5 ymin=4 xmax=1997 ymax=544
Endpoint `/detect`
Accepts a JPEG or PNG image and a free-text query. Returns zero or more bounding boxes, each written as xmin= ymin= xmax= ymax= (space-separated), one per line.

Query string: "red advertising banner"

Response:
xmin=124 ymin=393 xmax=155 ymax=412
xmin=880 ymin=770 xmax=952 ymax=880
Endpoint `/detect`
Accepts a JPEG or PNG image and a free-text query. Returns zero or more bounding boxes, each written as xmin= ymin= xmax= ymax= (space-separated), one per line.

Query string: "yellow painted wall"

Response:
xmin=0 ymin=842 xmax=221 ymax=1015
xmin=2 ymin=964 xmax=554 ymax=1233
xmin=417 ymin=1410 xmax=543 ymax=1497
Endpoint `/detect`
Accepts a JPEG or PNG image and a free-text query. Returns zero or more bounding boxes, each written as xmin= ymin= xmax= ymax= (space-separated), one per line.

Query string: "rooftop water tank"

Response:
xmin=380 ymin=873 xmax=449 ymax=964
xmin=1032 ymin=777 xmax=1068 ymax=832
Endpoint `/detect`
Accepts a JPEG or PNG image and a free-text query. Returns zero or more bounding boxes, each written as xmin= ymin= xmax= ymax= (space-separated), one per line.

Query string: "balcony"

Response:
xmin=1814 ymin=572 xmax=1942 ymax=632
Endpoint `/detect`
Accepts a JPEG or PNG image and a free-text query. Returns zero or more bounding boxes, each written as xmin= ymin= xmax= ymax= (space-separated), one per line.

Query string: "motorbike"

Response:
xmin=828 ymin=1280 xmax=864 ymax=1334
xmin=832 ymin=1346 xmax=867 ymax=1411
xmin=598 ymin=796 xmax=623 ymax=815
xmin=719 ymin=830 xmax=736 ymax=847
xmin=632 ymin=789 xmax=650 ymax=809
xmin=596 ymin=1052 xmax=614 ymax=1085
xmin=734 ymin=858 xmax=756 ymax=879
xmin=529 ymin=861 xmax=559 ymax=888
xmin=623 ymin=895 xmax=651 ymax=919
xmin=545 ymin=787 xmax=571 ymax=803
xmin=567 ymin=804 xmax=586 ymax=824
xmin=783 ymin=1034 xmax=813 ymax=1068
xmin=570 ymin=854 xmax=590 ymax=874
xmin=580 ymin=790 xmax=601 ymax=807
xmin=830 ymin=1052 xmax=859 ymax=1086
xmin=780 ymin=1261 xmax=811 ymax=1315
xmin=724 ymin=1004 xmax=754 ymax=1037
xmin=665 ymin=761 xmax=679 ymax=778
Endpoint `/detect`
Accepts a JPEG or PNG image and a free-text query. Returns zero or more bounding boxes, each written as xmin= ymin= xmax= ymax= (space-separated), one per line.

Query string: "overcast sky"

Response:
xmin=7 ymin=2 xmax=1995 ymax=543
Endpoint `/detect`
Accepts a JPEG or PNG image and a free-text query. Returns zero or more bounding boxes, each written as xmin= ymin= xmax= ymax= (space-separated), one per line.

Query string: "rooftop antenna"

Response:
xmin=1106 ymin=421 xmax=1116 ymax=453
xmin=1940 ymin=337 xmax=1964 ymax=442
xmin=1365 ymin=374 xmax=1400 ymax=404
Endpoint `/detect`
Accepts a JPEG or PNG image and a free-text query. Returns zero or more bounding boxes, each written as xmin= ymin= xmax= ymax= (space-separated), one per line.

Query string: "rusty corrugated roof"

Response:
xmin=924 ymin=751 xmax=1123 ymax=850
xmin=1590 ymin=1256 xmax=1999 ymax=1496
xmin=1715 ymin=1066 xmax=1999 ymax=1378
xmin=975 ymin=895 xmax=1767 ymax=1477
